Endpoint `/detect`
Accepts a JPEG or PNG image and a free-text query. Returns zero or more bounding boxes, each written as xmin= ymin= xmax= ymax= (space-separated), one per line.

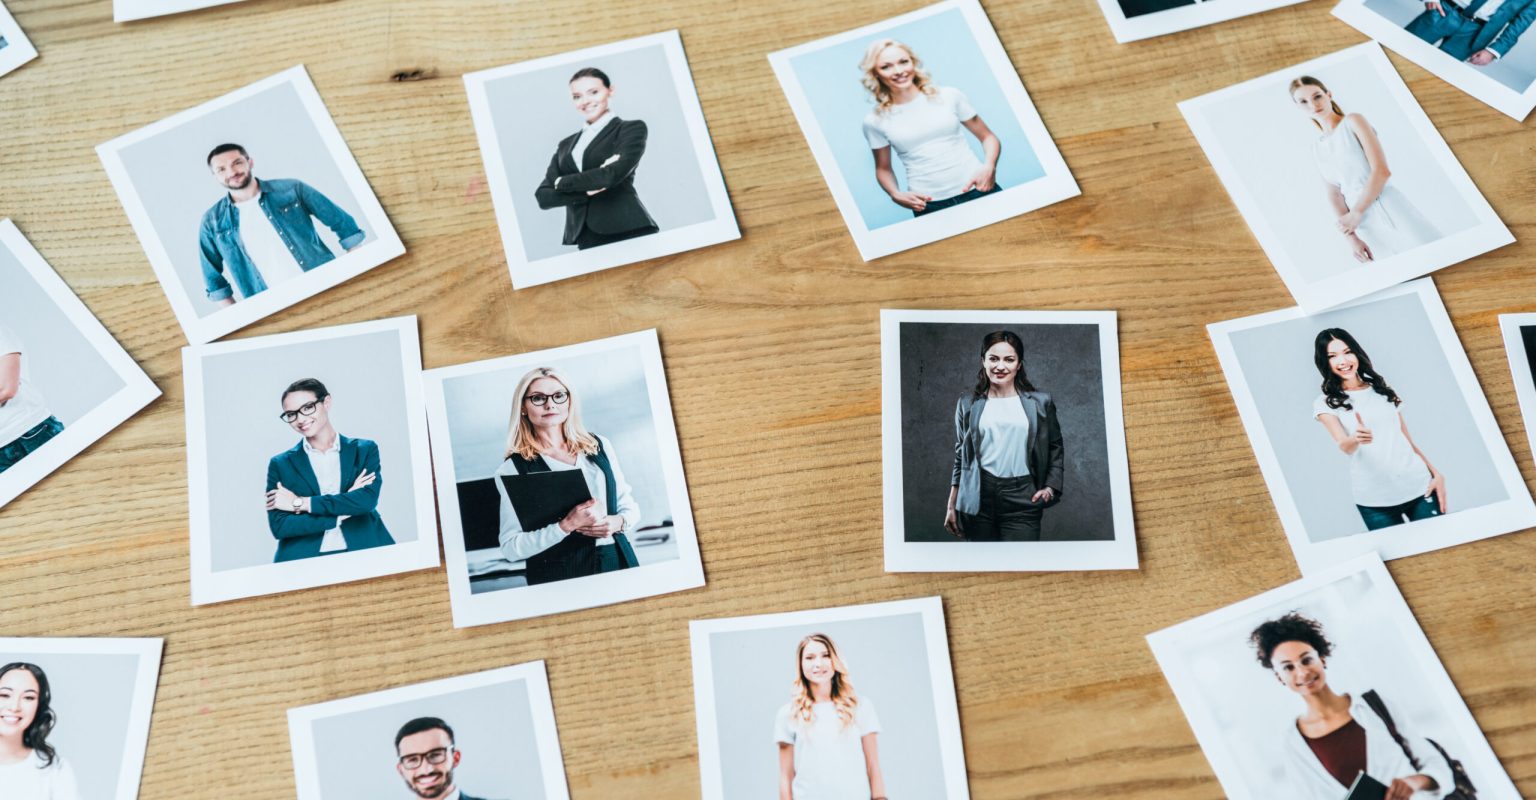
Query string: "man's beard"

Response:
xmin=224 ymin=174 xmax=253 ymax=191
xmin=407 ymin=768 xmax=453 ymax=799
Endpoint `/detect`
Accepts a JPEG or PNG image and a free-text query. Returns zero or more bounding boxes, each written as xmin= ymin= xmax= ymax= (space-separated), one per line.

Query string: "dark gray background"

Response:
xmin=898 ymin=322 xmax=1112 ymax=542
xmin=0 ymin=651 xmax=144 ymax=800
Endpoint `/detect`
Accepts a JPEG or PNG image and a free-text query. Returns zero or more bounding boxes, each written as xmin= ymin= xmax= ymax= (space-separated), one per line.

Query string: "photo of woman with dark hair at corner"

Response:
xmin=0 ymin=662 xmax=79 ymax=800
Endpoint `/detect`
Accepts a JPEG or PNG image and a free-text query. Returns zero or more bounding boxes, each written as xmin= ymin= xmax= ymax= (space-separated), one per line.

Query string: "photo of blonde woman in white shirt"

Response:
xmin=774 ymin=633 xmax=886 ymax=800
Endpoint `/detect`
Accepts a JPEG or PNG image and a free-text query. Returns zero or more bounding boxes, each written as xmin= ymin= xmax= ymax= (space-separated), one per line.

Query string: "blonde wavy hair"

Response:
xmin=789 ymin=633 xmax=859 ymax=730
xmin=860 ymin=39 xmax=937 ymax=114
xmin=504 ymin=367 xmax=599 ymax=461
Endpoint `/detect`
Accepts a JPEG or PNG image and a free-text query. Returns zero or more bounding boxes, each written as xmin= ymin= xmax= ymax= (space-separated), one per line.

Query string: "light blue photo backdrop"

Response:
xmin=787 ymin=8 xmax=1045 ymax=230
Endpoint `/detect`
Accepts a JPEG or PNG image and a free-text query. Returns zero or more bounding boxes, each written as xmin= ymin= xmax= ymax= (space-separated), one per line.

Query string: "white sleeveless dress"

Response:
xmin=1313 ymin=120 xmax=1440 ymax=260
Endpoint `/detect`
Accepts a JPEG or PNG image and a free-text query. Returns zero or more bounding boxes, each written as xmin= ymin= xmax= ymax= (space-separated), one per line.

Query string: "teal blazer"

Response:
xmin=265 ymin=435 xmax=394 ymax=562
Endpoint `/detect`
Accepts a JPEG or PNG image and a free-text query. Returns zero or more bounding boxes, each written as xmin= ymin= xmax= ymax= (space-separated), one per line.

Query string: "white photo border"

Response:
xmin=463 ymin=30 xmax=741 ymax=290
xmin=689 ymin=596 xmax=970 ymax=800
xmin=879 ymin=309 xmax=1138 ymax=571
xmin=182 ymin=315 xmax=440 ymax=605
xmin=1333 ymin=0 xmax=1536 ymax=120
xmin=1207 ymin=278 xmax=1536 ymax=574
xmin=0 ymin=0 xmax=38 ymax=78
xmin=1497 ymin=312 xmax=1536 ymax=461
xmin=0 ymin=220 xmax=162 ymax=510
xmin=0 ymin=637 xmax=164 ymax=800
xmin=1179 ymin=43 xmax=1512 ymax=314
xmin=113 ymin=0 xmax=247 ymax=22
xmin=1095 ymin=0 xmax=1306 ymax=44
xmin=422 ymin=328 xmax=705 ymax=628
xmin=96 ymin=65 xmax=406 ymax=344
xmin=287 ymin=660 xmax=571 ymax=800
xmin=1146 ymin=552 xmax=1521 ymax=800
xmin=766 ymin=0 xmax=1080 ymax=262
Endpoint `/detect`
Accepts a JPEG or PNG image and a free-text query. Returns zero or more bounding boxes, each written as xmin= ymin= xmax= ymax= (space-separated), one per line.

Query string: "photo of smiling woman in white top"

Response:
xmin=1311 ymin=327 xmax=1446 ymax=531
xmin=860 ymin=39 xmax=1002 ymax=218
xmin=0 ymin=663 xmax=79 ymax=800
xmin=774 ymin=633 xmax=886 ymax=800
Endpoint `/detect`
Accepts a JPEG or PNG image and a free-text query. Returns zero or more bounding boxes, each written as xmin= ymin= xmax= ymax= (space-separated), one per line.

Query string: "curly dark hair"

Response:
xmin=0 ymin=662 xmax=57 ymax=767
xmin=1314 ymin=328 xmax=1401 ymax=411
xmin=1248 ymin=613 xmax=1334 ymax=670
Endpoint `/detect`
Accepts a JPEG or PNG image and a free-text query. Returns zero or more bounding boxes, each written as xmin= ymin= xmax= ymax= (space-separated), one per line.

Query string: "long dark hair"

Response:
xmin=971 ymin=331 xmax=1037 ymax=400
xmin=1314 ymin=328 xmax=1400 ymax=410
xmin=0 ymin=662 xmax=57 ymax=767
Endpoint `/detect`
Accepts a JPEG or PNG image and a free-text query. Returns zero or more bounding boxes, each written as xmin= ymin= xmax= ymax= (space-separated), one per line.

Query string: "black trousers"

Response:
xmin=575 ymin=223 xmax=660 ymax=250
xmin=963 ymin=469 xmax=1044 ymax=541
xmin=913 ymin=185 xmax=1002 ymax=217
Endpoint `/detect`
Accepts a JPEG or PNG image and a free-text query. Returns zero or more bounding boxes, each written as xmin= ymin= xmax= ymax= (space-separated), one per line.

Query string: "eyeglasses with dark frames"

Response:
xmin=279 ymin=400 xmax=322 ymax=423
xmin=525 ymin=391 xmax=569 ymax=407
xmin=397 ymin=746 xmax=453 ymax=770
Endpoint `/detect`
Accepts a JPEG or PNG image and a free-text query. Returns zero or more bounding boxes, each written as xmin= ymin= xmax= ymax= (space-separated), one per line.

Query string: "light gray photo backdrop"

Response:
xmin=199 ymin=329 xmax=420 ymax=571
xmin=706 ymin=612 xmax=949 ymax=799
xmin=113 ymin=80 xmax=375 ymax=319
xmin=440 ymin=345 xmax=675 ymax=544
xmin=482 ymin=42 xmax=716 ymax=263
xmin=898 ymin=321 xmax=1113 ymax=542
xmin=306 ymin=679 xmax=545 ymax=800
xmin=1198 ymin=52 xmax=1477 ymax=281
xmin=0 ymin=244 xmax=124 ymax=427
xmin=1165 ymin=569 xmax=1482 ymax=800
xmin=1227 ymin=291 xmax=1505 ymax=541
xmin=0 ymin=651 xmax=145 ymax=799
xmin=1362 ymin=0 xmax=1536 ymax=92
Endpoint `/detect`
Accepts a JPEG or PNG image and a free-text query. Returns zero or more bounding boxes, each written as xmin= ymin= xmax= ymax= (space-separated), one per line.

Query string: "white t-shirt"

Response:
xmin=774 ymin=696 xmax=882 ymax=800
xmin=978 ymin=397 xmax=1032 ymax=479
xmin=862 ymin=86 xmax=983 ymax=201
xmin=1312 ymin=389 xmax=1431 ymax=507
xmin=0 ymin=324 xmax=52 ymax=446
xmin=0 ymin=751 xmax=81 ymax=800
xmin=234 ymin=193 xmax=305 ymax=298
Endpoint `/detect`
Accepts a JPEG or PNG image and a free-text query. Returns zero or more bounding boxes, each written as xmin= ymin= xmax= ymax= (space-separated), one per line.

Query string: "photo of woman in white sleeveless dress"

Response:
xmin=1289 ymin=75 xmax=1440 ymax=265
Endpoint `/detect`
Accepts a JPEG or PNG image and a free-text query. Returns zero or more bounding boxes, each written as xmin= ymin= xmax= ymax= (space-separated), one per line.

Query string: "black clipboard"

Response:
xmin=1342 ymin=772 xmax=1387 ymax=800
xmin=499 ymin=471 xmax=592 ymax=531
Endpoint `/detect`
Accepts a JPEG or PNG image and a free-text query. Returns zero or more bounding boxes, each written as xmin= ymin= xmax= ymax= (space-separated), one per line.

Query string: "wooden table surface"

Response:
xmin=2 ymin=0 xmax=1534 ymax=796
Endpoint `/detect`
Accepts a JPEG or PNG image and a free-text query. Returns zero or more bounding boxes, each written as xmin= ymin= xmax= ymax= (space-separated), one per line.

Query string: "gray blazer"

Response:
xmin=950 ymin=391 xmax=1064 ymax=516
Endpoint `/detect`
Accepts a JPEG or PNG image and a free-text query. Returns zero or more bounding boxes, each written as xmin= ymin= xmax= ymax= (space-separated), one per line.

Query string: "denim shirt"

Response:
xmin=197 ymin=177 xmax=366 ymax=301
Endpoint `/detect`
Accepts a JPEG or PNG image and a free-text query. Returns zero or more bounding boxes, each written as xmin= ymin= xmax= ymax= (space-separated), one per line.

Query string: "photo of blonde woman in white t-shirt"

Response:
xmin=773 ymin=633 xmax=886 ymax=800
xmin=1311 ymin=327 xmax=1446 ymax=531
xmin=859 ymin=38 xmax=1001 ymax=219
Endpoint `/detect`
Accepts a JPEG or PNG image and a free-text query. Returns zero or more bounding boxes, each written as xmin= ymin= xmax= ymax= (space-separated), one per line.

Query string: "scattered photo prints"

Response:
xmin=181 ymin=316 xmax=440 ymax=605
xmin=464 ymin=30 xmax=740 ymax=289
xmin=1333 ymin=0 xmax=1536 ymax=119
xmin=114 ymin=0 xmax=252 ymax=23
xmin=0 ymin=220 xmax=161 ymax=511
xmin=1180 ymin=43 xmax=1511 ymax=314
xmin=768 ymin=0 xmax=1079 ymax=261
xmin=0 ymin=637 xmax=163 ymax=800
xmin=1497 ymin=312 xmax=1536 ymax=458
xmin=422 ymin=329 xmax=703 ymax=627
xmin=0 ymin=0 xmax=38 ymax=79
xmin=1147 ymin=553 xmax=1520 ymax=800
xmin=287 ymin=661 xmax=570 ymax=800
xmin=1095 ymin=0 xmax=1306 ymax=43
xmin=690 ymin=597 xmax=970 ymax=800
xmin=880 ymin=310 xmax=1137 ymax=572
xmin=1208 ymin=279 xmax=1535 ymax=574
xmin=97 ymin=65 xmax=405 ymax=344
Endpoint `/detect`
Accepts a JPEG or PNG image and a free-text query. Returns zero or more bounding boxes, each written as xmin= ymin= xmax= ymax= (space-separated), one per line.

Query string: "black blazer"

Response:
xmin=534 ymin=117 xmax=658 ymax=244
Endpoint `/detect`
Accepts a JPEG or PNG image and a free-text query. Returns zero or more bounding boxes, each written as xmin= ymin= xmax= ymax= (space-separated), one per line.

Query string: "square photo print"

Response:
xmin=182 ymin=316 xmax=439 ymax=605
xmin=880 ymin=310 xmax=1137 ymax=571
xmin=287 ymin=661 xmax=570 ymax=800
xmin=690 ymin=596 xmax=970 ymax=800
xmin=0 ymin=0 xmax=38 ymax=79
xmin=1147 ymin=553 xmax=1519 ymax=800
xmin=423 ymin=329 xmax=703 ymax=627
xmin=464 ymin=30 xmax=740 ymax=290
xmin=97 ymin=65 xmax=404 ymax=344
xmin=0 ymin=220 xmax=161 ymax=511
xmin=1333 ymin=0 xmax=1536 ymax=119
xmin=1095 ymin=0 xmax=1306 ymax=44
xmin=1208 ymin=278 xmax=1535 ymax=574
xmin=768 ymin=0 xmax=1079 ymax=261
xmin=1180 ymin=43 xmax=1511 ymax=314
xmin=0 ymin=637 xmax=163 ymax=800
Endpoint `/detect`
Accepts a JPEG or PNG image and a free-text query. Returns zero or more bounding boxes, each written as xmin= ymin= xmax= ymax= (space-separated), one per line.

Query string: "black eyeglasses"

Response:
xmin=525 ymin=391 xmax=569 ymax=407
xmin=398 ymin=746 xmax=453 ymax=770
xmin=279 ymin=400 xmax=322 ymax=423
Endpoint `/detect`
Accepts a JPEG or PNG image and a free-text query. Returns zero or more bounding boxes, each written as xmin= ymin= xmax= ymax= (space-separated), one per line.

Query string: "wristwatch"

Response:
xmin=292 ymin=497 xmax=304 ymax=512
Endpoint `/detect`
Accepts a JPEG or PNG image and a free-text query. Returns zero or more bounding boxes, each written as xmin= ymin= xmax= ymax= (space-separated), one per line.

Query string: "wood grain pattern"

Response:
xmin=1 ymin=0 xmax=1534 ymax=796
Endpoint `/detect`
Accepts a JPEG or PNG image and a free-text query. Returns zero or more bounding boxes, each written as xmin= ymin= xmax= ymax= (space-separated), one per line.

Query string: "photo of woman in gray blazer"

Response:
xmin=944 ymin=330 xmax=1064 ymax=541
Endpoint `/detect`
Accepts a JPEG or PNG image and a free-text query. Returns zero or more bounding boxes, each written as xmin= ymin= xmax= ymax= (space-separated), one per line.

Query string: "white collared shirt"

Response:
xmin=569 ymin=111 xmax=616 ymax=170
xmin=303 ymin=435 xmax=349 ymax=553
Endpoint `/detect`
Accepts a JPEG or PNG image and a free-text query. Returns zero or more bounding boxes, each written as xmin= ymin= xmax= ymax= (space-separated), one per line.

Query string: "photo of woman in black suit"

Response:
xmin=944 ymin=330 xmax=1064 ymax=541
xmin=533 ymin=67 xmax=660 ymax=251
